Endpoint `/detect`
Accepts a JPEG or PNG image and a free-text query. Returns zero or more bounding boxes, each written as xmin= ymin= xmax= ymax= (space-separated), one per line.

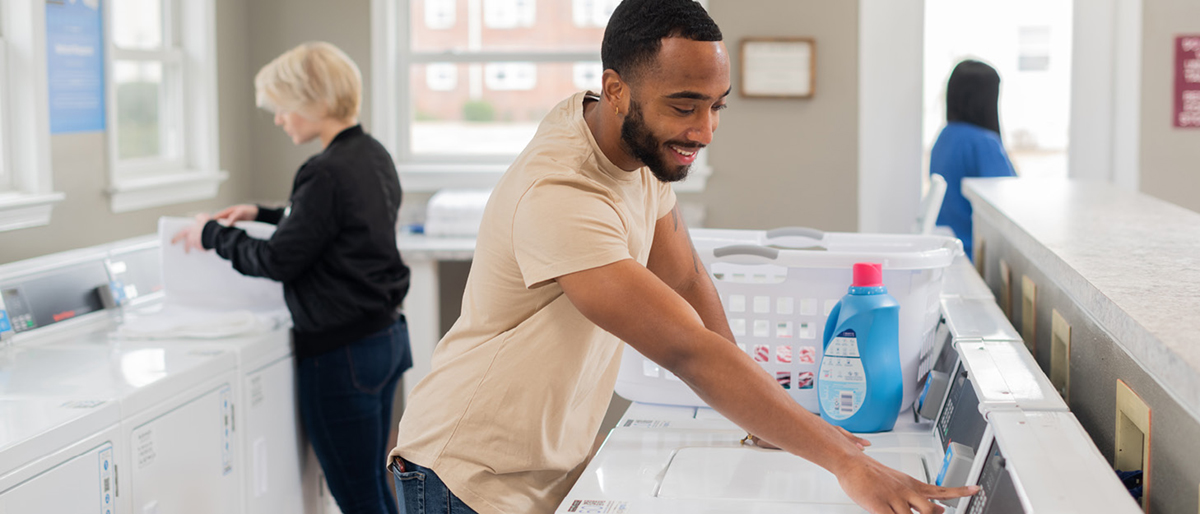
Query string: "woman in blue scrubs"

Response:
xmin=930 ymin=60 xmax=1015 ymax=260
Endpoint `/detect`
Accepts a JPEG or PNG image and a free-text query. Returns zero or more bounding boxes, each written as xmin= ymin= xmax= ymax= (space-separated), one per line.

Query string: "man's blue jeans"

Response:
xmin=391 ymin=458 xmax=479 ymax=514
xmin=298 ymin=316 xmax=412 ymax=514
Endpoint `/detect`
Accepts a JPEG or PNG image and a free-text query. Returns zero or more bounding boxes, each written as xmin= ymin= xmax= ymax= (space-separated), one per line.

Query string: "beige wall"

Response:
xmin=246 ymin=0 xmax=374 ymax=205
xmin=8 ymin=0 xmax=1195 ymax=258
xmin=0 ymin=0 xmax=257 ymax=264
xmin=690 ymin=0 xmax=859 ymax=232
xmin=1140 ymin=0 xmax=1200 ymax=214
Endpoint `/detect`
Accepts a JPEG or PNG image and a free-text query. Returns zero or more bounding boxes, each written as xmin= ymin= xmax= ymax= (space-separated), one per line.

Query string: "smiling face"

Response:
xmin=618 ymin=38 xmax=730 ymax=183
xmin=274 ymin=110 xmax=324 ymax=145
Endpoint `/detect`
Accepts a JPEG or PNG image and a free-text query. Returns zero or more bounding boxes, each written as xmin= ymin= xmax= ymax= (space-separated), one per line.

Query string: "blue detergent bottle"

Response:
xmin=817 ymin=262 xmax=903 ymax=433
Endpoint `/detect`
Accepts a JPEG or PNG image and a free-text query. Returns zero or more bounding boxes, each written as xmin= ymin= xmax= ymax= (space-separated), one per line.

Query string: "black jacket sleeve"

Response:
xmin=202 ymin=165 xmax=340 ymax=283
xmin=255 ymin=206 xmax=285 ymax=225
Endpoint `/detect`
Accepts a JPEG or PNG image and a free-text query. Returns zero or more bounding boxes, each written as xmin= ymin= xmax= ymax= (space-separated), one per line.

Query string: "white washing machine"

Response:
xmin=0 ymin=397 xmax=121 ymax=514
xmin=105 ymin=235 xmax=332 ymax=514
xmin=0 ymin=250 xmax=242 ymax=514
xmin=558 ymin=292 xmax=1135 ymax=513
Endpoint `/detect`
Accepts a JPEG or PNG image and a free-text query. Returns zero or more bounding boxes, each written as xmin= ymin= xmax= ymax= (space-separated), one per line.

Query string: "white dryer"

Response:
xmin=106 ymin=235 xmax=327 ymax=514
xmin=0 ymin=251 xmax=242 ymax=514
xmin=0 ymin=397 xmax=120 ymax=514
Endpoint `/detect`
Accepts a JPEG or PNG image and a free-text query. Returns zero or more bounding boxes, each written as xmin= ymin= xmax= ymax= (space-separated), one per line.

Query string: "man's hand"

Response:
xmin=170 ymin=213 xmax=212 ymax=253
xmin=214 ymin=204 xmax=258 ymax=226
xmin=836 ymin=453 xmax=979 ymax=514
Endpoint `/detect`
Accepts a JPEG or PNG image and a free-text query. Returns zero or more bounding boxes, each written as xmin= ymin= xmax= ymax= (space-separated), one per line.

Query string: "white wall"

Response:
xmin=858 ymin=0 xmax=923 ymax=233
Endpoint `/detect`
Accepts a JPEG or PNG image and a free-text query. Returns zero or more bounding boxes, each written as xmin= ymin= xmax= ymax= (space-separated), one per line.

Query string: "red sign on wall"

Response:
xmin=1175 ymin=35 xmax=1200 ymax=128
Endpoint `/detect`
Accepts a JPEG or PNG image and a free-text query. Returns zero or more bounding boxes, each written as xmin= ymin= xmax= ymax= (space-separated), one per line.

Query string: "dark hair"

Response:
xmin=601 ymin=0 xmax=722 ymax=82
xmin=945 ymin=60 xmax=1001 ymax=135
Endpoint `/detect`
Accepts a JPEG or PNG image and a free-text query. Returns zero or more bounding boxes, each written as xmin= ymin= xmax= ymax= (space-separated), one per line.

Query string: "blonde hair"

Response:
xmin=255 ymin=41 xmax=362 ymax=121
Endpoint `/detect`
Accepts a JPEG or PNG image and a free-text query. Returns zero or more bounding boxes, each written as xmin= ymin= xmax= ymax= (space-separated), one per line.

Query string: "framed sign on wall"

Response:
xmin=740 ymin=38 xmax=815 ymax=99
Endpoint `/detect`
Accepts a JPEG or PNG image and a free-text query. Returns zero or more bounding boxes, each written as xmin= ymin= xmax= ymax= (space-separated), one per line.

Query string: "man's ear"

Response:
xmin=601 ymin=69 xmax=630 ymax=116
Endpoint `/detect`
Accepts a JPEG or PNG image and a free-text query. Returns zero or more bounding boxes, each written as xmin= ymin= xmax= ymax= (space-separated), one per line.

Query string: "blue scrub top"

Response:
xmin=930 ymin=121 xmax=1015 ymax=260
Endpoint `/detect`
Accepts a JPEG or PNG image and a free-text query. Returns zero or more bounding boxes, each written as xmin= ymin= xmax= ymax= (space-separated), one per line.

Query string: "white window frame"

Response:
xmin=371 ymin=0 xmax=713 ymax=192
xmin=103 ymin=0 xmax=225 ymax=213
xmin=0 ymin=35 xmax=10 ymax=193
xmin=0 ymin=0 xmax=64 ymax=232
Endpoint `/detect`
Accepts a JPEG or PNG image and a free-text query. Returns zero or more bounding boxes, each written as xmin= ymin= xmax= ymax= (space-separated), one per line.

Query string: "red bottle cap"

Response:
xmin=852 ymin=263 xmax=883 ymax=287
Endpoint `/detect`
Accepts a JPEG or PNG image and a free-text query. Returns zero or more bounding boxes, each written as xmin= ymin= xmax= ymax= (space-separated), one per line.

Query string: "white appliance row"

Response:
xmin=0 ymin=236 xmax=332 ymax=514
xmin=558 ymin=257 xmax=1140 ymax=513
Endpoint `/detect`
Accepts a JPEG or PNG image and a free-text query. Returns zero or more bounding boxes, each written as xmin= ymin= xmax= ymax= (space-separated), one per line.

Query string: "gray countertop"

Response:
xmin=396 ymin=231 xmax=476 ymax=261
xmin=964 ymin=177 xmax=1200 ymax=420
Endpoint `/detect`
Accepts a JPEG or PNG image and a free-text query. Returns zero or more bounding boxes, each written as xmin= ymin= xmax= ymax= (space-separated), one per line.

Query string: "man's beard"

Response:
xmin=620 ymin=100 xmax=700 ymax=183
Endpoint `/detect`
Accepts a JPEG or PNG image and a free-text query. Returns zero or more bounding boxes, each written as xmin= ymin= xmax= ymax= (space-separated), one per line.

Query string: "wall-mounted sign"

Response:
xmin=740 ymin=38 xmax=815 ymax=99
xmin=1174 ymin=35 xmax=1200 ymax=129
xmin=46 ymin=0 xmax=106 ymax=134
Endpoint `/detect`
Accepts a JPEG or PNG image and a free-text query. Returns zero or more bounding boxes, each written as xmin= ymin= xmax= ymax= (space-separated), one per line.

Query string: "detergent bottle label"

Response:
xmin=819 ymin=329 xmax=867 ymax=420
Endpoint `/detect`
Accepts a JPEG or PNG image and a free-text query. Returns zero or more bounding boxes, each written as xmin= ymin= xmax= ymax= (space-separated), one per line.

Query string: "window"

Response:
xmin=483 ymin=62 xmax=537 ymax=90
xmin=923 ymin=0 xmax=1073 ymax=180
xmin=371 ymin=0 xmax=713 ymax=192
xmin=425 ymin=0 xmax=456 ymax=30
xmin=483 ymin=0 xmax=535 ymax=29
xmin=1018 ymin=26 xmax=1051 ymax=72
xmin=0 ymin=1 xmax=63 ymax=232
xmin=572 ymin=62 xmax=602 ymax=90
xmin=104 ymin=0 xmax=224 ymax=213
xmin=572 ymin=0 xmax=620 ymax=28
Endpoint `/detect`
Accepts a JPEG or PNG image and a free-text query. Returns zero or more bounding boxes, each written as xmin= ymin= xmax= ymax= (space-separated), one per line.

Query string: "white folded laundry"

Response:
xmin=120 ymin=305 xmax=265 ymax=339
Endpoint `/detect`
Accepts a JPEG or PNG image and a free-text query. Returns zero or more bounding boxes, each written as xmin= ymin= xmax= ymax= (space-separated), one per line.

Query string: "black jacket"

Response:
xmin=202 ymin=125 xmax=410 ymax=359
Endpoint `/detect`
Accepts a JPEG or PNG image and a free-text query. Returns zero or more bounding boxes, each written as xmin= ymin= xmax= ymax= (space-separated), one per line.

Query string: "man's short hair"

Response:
xmin=255 ymin=41 xmax=362 ymax=121
xmin=601 ymin=0 xmax=723 ymax=83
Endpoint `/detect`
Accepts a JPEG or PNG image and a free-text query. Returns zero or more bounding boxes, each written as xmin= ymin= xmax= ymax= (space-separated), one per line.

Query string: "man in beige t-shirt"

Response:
xmin=391 ymin=1 xmax=977 ymax=513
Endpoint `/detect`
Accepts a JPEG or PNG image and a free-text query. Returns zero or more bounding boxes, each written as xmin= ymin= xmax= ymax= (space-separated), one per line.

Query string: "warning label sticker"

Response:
xmin=565 ymin=499 xmax=629 ymax=513
xmin=136 ymin=429 xmax=156 ymax=469
xmin=620 ymin=419 xmax=670 ymax=429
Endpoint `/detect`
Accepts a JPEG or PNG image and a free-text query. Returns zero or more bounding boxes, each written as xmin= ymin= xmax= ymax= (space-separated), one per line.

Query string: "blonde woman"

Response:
xmin=173 ymin=42 xmax=410 ymax=514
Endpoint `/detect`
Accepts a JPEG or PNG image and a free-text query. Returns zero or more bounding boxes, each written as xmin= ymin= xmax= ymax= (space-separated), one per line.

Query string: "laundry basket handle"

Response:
xmin=712 ymin=244 xmax=780 ymax=260
xmin=765 ymin=227 xmax=826 ymax=241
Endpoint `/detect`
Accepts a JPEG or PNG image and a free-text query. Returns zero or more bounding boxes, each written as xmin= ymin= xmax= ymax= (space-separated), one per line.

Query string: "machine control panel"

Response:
xmin=964 ymin=440 xmax=1025 ymax=514
xmin=0 ymin=261 xmax=110 ymax=334
xmin=1 ymin=286 xmax=38 ymax=334
xmin=221 ymin=386 xmax=234 ymax=476
xmin=936 ymin=366 xmax=988 ymax=455
xmin=98 ymin=443 xmax=115 ymax=514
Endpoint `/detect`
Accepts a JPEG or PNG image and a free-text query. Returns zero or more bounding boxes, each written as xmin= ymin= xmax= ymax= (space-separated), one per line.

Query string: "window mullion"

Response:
xmin=111 ymin=48 xmax=165 ymax=61
xmin=0 ymin=38 xmax=9 ymax=190
xmin=408 ymin=51 xmax=600 ymax=64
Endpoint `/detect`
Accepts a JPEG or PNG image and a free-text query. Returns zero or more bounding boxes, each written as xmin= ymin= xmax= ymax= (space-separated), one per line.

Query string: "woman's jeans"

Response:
xmin=391 ymin=458 xmax=479 ymax=514
xmin=298 ymin=316 xmax=412 ymax=514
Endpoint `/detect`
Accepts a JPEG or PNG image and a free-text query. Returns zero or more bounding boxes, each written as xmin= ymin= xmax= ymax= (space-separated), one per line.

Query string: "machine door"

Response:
xmin=0 ymin=440 xmax=117 ymax=514
xmin=127 ymin=384 xmax=240 ymax=514
xmin=244 ymin=356 xmax=306 ymax=514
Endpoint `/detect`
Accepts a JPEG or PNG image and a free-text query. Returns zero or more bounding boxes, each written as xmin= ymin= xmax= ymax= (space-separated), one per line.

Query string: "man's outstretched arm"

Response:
xmin=557 ymin=216 xmax=977 ymax=514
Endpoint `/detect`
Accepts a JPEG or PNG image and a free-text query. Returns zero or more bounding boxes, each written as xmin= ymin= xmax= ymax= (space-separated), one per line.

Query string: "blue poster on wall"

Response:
xmin=46 ymin=0 xmax=106 ymax=134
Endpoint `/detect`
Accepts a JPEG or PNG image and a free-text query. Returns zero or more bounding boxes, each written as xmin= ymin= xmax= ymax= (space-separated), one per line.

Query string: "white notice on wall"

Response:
xmin=742 ymin=40 xmax=814 ymax=97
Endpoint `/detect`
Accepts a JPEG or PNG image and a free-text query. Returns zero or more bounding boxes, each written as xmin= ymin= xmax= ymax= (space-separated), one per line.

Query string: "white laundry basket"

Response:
xmin=614 ymin=227 xmax=962 ymax=413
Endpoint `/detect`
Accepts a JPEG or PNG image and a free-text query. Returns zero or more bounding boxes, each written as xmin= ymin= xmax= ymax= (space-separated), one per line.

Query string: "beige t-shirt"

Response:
xmin=391 ymin=91 xmax=676 ymax=513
